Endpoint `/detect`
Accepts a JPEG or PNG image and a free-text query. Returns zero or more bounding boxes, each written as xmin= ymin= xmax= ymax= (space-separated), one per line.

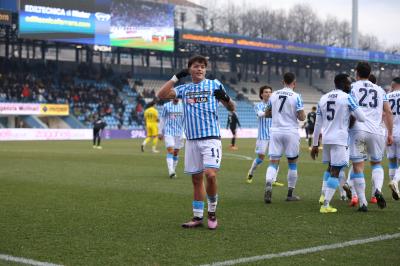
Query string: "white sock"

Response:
xmin=324 ymin=177 xmax=339 ymax=207
xmin=372 ymin=165 xmax=384 ymax=193
xmin=352 ymin=176 xmax=367 ymax=206
xmin=173 ymin=156 xmax=179 ymax=171
xmin=321 ymin=171 xmax=330 ymax=197
xmin=192 ymin=201 xmax=204 ymax=219
xmin=287 ymin=163 xmax=298 ymax=188
xmin=166 ymin=154 xmax=174 ymax=174
xmin=339 ymin=170 xmax=346 ymax=197
xmin=207 ymin=195 xmax=218 ymax=213
xmin=266 ymin=163 xmax=278 ymax=184
xmin=273 ymin=166 xmax=280 ymax=182
xmin=249 ymin=157 xmax=263 ymax=176
xmin=394 ymin=167 xmax=400 ymax=183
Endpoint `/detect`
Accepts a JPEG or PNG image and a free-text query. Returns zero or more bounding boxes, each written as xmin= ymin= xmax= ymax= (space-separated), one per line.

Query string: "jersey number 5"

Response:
xmin=327 ymin=101 xmax=335 ymax=121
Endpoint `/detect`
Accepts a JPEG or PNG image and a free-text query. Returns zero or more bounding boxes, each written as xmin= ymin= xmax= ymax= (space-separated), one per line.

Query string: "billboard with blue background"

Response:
xmin=19 ymin=0 xmax=174 ymax=51
xmin=180 ymin=30 xmax=400 ymax=65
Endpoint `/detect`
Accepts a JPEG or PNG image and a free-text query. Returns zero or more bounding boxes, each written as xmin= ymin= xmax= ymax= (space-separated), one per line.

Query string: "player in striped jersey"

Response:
xmin=159 ymin=98 xmax=185 ymax=178
xmin=349 ymin=62 xmax=393 ymax=211
xmin=246 ymin=85 xmax=283 ymax=186
xmin=157 ymin=55 xmax=235 ymax=230
xmin=311 ymin=73 xmax=366 ymax=213
xmin=387 ymin=77 xmax=400 ymax=200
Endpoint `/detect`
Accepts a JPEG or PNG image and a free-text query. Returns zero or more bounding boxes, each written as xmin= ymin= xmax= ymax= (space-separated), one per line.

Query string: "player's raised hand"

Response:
xmin=214 ymin=85 xmax=231 ymax=102
xmin=310 ymin=146 xmax=319 ymax=160
xmin=175 ymin=69 xmax=190 ymax=80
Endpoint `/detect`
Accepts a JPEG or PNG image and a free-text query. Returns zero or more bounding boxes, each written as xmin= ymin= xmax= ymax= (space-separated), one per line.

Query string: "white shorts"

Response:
xmin=268 ymin=132 xmax=300 ymax=159
xmin=387 ymin=136 xmax=400 ymax=159
xmin=184 ymin=139 xmax=222 ymax=174
xmin=322 ymin=144 xmax=349 ymax=167
xmin=255 ymin=139 xmax=269 ymax=155
xmin=164 ymin=135 xmax=185 ymax=149
xmin=349 ymin=131 xmax=385 ymax=163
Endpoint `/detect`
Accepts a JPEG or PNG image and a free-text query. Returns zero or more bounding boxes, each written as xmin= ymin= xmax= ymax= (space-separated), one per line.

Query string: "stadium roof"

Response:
xmin=154 ymin=0 xmax=206 ymax=9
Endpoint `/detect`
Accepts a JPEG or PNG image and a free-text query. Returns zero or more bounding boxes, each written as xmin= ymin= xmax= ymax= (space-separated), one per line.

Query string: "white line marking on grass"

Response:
xmin=0 ymin=254 xmax=62 ymax=266
xmin=224 ymin=153 xmax=253 ymax=161
xmin=200 ymin=233 xmax=400 ymax=266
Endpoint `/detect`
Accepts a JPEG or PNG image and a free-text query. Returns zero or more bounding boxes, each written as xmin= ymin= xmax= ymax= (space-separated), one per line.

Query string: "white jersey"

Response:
xmin=350 ymin=80 xmax=387 ymax=136
xmin=267 ymin=87 xmax=304 ymax=134
xmin=387 ymin=90 xmax=400 ymax=138
xmin=316 ymin=89 xmax=360 ymax=146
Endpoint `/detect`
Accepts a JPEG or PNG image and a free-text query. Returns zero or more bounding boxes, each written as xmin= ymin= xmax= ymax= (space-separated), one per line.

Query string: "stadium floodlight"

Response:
xmin=292 ymin=59 xmax=298 ymax=63
xmin=236 ymin=54 xmax=241 ymax=58
xmin=179 ymin=48 xmax=186 ymax=52
xmin=336 ymin=63 xmax=341 ymax=67
xmin=262 ymin=61 xmax=267 ymax=65
xmin=380 ymin=67 xmax=385 ymax=71
xmin=76 ymin=45 xmax=82 ymax=49
xmin=351 ymin=68 xmax=355 ymax=72
xmin=306 ymin=65 xmax=310 ymax=69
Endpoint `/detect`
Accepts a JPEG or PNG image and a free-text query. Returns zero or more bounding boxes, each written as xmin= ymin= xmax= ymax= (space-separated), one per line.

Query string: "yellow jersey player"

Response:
xmin=141 ymin=101 xmax=160 ymax=153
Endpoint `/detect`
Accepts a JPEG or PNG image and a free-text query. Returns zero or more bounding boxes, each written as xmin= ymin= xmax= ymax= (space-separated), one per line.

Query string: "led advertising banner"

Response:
xmin=0 ymin=9 xmax=11 ymax=25
xmin=18 ymin=0 xmax=174 ymax=51
xmin=180 ymin=30 xmax=400 ymax=65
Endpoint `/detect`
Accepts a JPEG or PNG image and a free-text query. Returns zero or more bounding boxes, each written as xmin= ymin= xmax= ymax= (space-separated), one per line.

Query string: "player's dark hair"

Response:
xmin=188 ymin=55 xmax=208 ymax=68
xmin=368 ymin=74 xmax=377 ymax=84
xmin=334 ymin=73 xmax=350 ymax=90
xmin=312 ymin=106 xmax=317 ymax=111
xmin=355 ymin=62 xmax=371 ymax=78
xmin=259 ymin=85 xmax=272 ymax=100
xmin=283 ymin=72 xmax=296 ymax=85
xmin=392 ymin=77 xmax=400 ymax=84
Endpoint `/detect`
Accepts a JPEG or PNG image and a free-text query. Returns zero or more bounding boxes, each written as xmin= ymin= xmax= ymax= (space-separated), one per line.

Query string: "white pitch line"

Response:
xmin=0 ymin=254 xmax=62 ymax=266
xmin=200 ymin=232 xmax=400 ymax=266
xmin=224 ymin=153 xmax=253 ymax=161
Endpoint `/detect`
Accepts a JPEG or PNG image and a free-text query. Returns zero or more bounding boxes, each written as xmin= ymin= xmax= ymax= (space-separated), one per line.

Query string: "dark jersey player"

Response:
xmin=306 ymin=107 xmax=317 ymax=149
xmin=226 ymin=111 xmax=241 ymax=150
xmin=93 ymin=118 xmax=107 ymax=149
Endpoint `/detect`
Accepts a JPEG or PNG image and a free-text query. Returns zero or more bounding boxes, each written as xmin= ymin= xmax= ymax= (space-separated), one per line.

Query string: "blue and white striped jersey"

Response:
xmin=159 ymin=101 xmax=184 ymax=137
xmin=267 ymin=87 xmax=304 ymax=134
xmin=254 ymin=101 xmax=272 ymax=140
xmin=174 ymin=79 xmax=224 ymax=140
xmin=316 ymin=89 xmax=360 ymax=146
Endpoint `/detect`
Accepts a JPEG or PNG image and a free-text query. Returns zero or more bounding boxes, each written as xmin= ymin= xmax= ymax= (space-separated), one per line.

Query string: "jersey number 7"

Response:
xmin=278 ymin=95 xmax=287 ymax=112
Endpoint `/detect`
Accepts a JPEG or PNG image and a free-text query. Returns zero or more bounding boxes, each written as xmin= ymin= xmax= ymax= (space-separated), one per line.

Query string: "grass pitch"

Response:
xmin=0 ymin=139 xmax=399 ymax=265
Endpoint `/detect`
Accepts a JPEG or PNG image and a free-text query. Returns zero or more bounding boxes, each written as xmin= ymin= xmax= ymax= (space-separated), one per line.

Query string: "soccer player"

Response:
xmin=93 ymin=116 xmax=107 ymax=149
xmin=157 ymin=55 xmax=235 ymax=230
xmin=306 ymin=106 xmax=317 ymax=150
xmin=264 ymin=72 xmax=305 ymax=203
xmin=141 ymin=101 xmax=160 ymax=153
xmin=158 ymin=98 xmax=184 ymax=178
xmin=349 ymin=62 xmax=393 ymax=211
xmin=311 ymin=74 xmax=366 ymax=213
xmin=387 ymin=77 xmax=400 ymax=200
xmin=226 ymin=111 xmax=241 ymax=150
xmin=246 ymin=85 xmax=283 ymax=186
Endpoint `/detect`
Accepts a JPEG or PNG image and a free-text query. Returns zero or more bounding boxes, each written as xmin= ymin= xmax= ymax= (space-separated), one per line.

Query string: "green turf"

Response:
xmin=0 ymin=139 xmax=399 ymax=266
